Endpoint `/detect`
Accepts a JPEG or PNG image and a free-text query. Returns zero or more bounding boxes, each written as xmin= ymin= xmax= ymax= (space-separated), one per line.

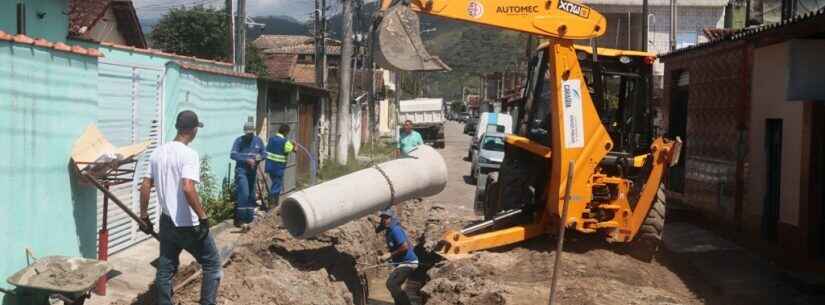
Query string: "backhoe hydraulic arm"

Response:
xmin=381 ymin=0 xmax=606 ymax=40
xmin=374 ymin=0 xmax=680 ymax=260
xmin=375 ymin=0 xmax=606 ymax=71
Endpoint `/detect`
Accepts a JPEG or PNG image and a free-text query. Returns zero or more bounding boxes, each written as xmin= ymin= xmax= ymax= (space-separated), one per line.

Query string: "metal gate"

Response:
xmin=267 ymin=87 xmax=297 ymax=193
xmin=96 ymin=60 xmax=165 ymax=255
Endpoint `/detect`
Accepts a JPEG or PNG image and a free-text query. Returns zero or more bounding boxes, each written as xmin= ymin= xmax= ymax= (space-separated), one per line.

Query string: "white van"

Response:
xmin=474 ymin=112 xmax=512 ymax=141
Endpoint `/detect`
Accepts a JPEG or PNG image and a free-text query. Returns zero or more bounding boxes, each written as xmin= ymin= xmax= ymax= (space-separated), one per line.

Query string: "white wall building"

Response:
xmin=583 ymin=0 xmax=729 ymax=88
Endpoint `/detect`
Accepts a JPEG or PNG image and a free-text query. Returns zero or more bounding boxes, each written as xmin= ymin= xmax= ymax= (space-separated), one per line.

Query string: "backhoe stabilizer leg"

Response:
xmin=608 ymin=138 xmax=678 ymax=243
xmin=435 ymin=223 xmax=547 ymax=259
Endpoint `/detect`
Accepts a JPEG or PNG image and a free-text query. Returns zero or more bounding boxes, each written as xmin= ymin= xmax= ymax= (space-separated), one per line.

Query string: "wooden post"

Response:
xmin=548 ymin=160 xmax=576 ymax=305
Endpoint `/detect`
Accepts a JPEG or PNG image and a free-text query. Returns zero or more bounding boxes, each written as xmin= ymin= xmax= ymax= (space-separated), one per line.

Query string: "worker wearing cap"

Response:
xmin=376 ymin=209 xmax=418 ymax=305
xmin=139 ymin=110 xmax=221 ymax=305
xmin=230 ymin=117 xmax=265 ymax=227
xmin=397 ymin=120 xmax=423 ymax=157
xmin=265 ymin=124 xmax=294 ymax=209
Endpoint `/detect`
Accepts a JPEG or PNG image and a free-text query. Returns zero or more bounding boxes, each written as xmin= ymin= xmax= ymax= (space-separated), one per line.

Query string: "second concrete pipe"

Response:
xmin=280 ymin=145 xmax=448 ymax=238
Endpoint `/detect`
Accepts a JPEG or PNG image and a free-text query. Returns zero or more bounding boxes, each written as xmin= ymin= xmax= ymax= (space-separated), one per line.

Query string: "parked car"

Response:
xmin=463 ymin=116 xmax=478 ymax=135
xmin=467 ymin=112 xmax=512 ymax=160
xmin=457 ymin=112 xmax=470 ymax=123
xmin=470 ymin=131 xmax=505 ymax=186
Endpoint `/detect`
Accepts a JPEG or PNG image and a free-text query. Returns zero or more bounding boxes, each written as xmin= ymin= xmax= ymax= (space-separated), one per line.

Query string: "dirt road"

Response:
xmin=426 ymin=121 xmax=477 ymax=215
xmin=163 ymin=119 xmax=825 ymax=305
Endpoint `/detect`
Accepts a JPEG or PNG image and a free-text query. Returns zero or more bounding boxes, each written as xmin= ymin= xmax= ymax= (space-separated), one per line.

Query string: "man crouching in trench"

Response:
xmin=375 ymin=208 xmax=418 ymax=305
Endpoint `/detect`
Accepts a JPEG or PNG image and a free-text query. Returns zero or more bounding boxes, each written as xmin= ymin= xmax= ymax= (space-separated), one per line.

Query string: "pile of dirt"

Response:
xmin=421 ymin=239 xmax=701 ymax=305
xmin=171 ymin=200 xmax=461 ymax=305
xmin=421 ymin=254 xmax=510 ymax=305
xmin=172 ymin=210 xmax=372 ymax=305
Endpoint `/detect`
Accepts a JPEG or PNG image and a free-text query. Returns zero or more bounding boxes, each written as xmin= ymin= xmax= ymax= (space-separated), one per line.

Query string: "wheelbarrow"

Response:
xmin=6 ymin=256 xmax=112 ymax=305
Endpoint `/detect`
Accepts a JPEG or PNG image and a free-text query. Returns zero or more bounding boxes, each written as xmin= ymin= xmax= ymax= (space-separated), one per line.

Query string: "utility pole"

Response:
xmin=321 ymin=0 xmax=328 ymax=88
xmin=367 ymin=1 xmax=377 ymax=142
xmin=236 ymin=0 xmax=247 ymax=72
xmin=642 ymin=0 xmax=649 ymax=51
xmin=669 ymin=0 xmax=678 ymax=51
xmin=226 ymin=0 xmax=234 ymax=66
xmin=314 ymin=0 xmax=323 ymax=87
xmin=337 ymin=0 xmax=355 ymax=165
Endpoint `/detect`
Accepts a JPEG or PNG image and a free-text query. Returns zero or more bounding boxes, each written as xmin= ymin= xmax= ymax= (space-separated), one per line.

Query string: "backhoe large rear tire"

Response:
xmin=483 ymin=175 xmax=501 ymax=221
xmin=628 ymin=183 xmax=666 ymax=262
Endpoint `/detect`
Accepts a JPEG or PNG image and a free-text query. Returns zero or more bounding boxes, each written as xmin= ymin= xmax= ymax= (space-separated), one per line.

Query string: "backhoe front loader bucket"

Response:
xmin=375 ymin=5 xmax=450 ymax=72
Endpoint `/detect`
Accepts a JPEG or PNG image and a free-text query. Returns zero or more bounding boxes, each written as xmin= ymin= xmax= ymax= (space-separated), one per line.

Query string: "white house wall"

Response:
xmin=586 ymin=4 xmax=726 ymax=88
xmin=749 ymin=41 xmax=804 ymax=227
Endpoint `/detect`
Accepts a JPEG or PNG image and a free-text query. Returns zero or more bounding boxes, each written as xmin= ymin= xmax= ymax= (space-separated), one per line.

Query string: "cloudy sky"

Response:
xmin=132 ymin=0 xmax=367 ymax=20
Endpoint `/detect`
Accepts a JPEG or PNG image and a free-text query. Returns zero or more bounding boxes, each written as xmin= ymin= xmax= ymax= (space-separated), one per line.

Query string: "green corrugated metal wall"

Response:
xmin=94 ymin=46 xmax=258 ymax=186
xmin=164 ymin=63 xmax=258 ymax=185
xmin=0 ymin=41 xmax=258 ymax=303
xmin=0 ymin=0 xmax=70 ymax=43
xmin=0 ymin=41 xmax=99 ymax=298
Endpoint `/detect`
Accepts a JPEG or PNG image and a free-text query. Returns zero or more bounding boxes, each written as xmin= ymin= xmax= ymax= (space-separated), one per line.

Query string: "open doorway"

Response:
xmin=810 ymin=104 xmax=825 ymax=260
xmin=668 ymin=71 xmax=689 ymax=193
xmin=763 ymin=119 xmax=783 ymax=241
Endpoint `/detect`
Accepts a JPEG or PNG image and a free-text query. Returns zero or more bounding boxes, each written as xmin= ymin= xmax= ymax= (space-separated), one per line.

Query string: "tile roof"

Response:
xmin=110 ymin=0 xmax=147 ymax=48
xmin=259 ymin=77 xmax=330 ymax=95
xmin=291 ymin=64 xmax=317 ymax=84
xmin=253 ymin=35 xmax=341 ymax=55
xmin=702 ymin=28 xmax=736 ymax=41
xmin=262 ymin=53 xmax=298 ymax=80
xmin=0 ymin=31 xmax=102 ymax=57
xmin=661 ymin=8 xmax=825 ymax=58
xmin=100 ymin=42 xmax=233 ymax=67
xmin=176 ymin=62 xmax=256 ymax=79
xmin=68 ymin=0 xmax=147 ymax=48
xmin=68 ymin=0 xmax=110 ymax=37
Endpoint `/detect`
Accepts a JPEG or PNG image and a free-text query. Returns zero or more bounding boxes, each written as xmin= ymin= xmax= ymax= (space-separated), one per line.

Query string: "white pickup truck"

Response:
xmin=398 ymin=98 xmax=446 ymax=148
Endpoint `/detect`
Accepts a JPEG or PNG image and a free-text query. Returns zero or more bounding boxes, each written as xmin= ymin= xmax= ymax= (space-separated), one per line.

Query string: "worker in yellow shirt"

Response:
xmin=265 ymin=124 xmax=294 ymax=210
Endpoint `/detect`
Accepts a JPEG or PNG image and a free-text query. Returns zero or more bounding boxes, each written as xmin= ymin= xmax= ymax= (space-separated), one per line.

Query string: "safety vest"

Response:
xmin=266 ymin=133 xmax=294 ymax=173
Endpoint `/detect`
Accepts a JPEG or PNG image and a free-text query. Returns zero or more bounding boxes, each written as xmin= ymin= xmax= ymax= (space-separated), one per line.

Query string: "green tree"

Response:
xmin=150 ymin=6 xmax=230 ymax=61
xmin=245 ymin=43 xmax=269 ymax=78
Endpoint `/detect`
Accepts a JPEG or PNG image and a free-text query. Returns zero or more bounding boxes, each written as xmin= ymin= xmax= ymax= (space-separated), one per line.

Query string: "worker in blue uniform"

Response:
xmin=376 ymin=208 xmax=418 ymax=305
xmin=230 ymin=117 xmax=265 ymax=229
xmin=265 ymin=124 xmax=294 ymax=209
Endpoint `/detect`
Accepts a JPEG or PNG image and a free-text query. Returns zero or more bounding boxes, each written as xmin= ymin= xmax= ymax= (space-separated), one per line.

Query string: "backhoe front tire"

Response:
xmin=628 ymin=183 xmax=666 ymax=262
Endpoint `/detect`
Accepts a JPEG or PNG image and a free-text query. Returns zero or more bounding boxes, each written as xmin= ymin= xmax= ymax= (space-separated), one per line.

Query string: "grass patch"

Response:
xmin=359 ymin=139 xmax=397 ymax=158
xmin=199 ymin=156 xmax=234 ymax=223
xmin=318 ymin=155 xmax=368 ymax=181
xmin=317 ymin=140 xmax=397 ymax=181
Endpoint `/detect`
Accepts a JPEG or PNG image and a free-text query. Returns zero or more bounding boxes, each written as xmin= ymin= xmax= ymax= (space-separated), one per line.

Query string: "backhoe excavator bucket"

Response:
xmin=375 ymin=5 xmax=450 ymax=72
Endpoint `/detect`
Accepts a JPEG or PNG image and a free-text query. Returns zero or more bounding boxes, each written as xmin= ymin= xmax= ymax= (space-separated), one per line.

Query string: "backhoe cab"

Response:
xmin=374 ymin=0 xmax=681 ymax=261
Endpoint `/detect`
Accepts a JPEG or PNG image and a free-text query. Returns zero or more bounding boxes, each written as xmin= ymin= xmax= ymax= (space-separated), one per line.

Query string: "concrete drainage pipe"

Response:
xmin=281 ymin=145 xmax=448 ymax=238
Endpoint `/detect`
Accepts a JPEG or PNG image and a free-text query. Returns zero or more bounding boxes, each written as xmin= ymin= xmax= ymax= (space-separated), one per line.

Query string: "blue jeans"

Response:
xmin=386 ymin=266 xmax=415 ymax=305
xmin=234 ymin=169 xmax=256 ymax=223
xmin=156 ymin=215 xmax=222 ymax=305
xmin=268 ymin=171 xmax=284 ymax=200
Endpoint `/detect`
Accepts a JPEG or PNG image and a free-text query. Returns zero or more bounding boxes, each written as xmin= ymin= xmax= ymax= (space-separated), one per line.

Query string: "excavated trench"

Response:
xmin=119 ymin=199 xmax=711 ymax=305
xmin=167 ymin=201 xmax=463 ymax=305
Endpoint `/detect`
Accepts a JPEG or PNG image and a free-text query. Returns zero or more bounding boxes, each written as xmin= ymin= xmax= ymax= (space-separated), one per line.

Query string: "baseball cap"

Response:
xmin=379 ymin=208 xmax=395 ymax=218
xmin=243 ymin=116 xmax=255 ymax=133
xmin=175 ymin=110 xmax=204 ymax=129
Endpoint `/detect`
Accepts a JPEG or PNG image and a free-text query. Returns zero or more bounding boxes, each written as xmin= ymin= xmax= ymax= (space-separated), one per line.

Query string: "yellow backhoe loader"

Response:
xmin=374 ymin=0 xmax=681 ymax=260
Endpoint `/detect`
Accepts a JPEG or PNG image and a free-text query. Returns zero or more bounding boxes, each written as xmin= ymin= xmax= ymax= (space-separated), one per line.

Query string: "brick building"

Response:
xmin=660 ymin=8 xmax=825 ymax=270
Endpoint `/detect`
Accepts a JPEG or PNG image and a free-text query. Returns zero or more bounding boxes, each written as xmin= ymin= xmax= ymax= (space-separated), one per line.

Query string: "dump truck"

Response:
xmin=374 ymin=0 xmax=681 ymax=260
xmin=399 ymin=98 xmax=446 ymax=148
